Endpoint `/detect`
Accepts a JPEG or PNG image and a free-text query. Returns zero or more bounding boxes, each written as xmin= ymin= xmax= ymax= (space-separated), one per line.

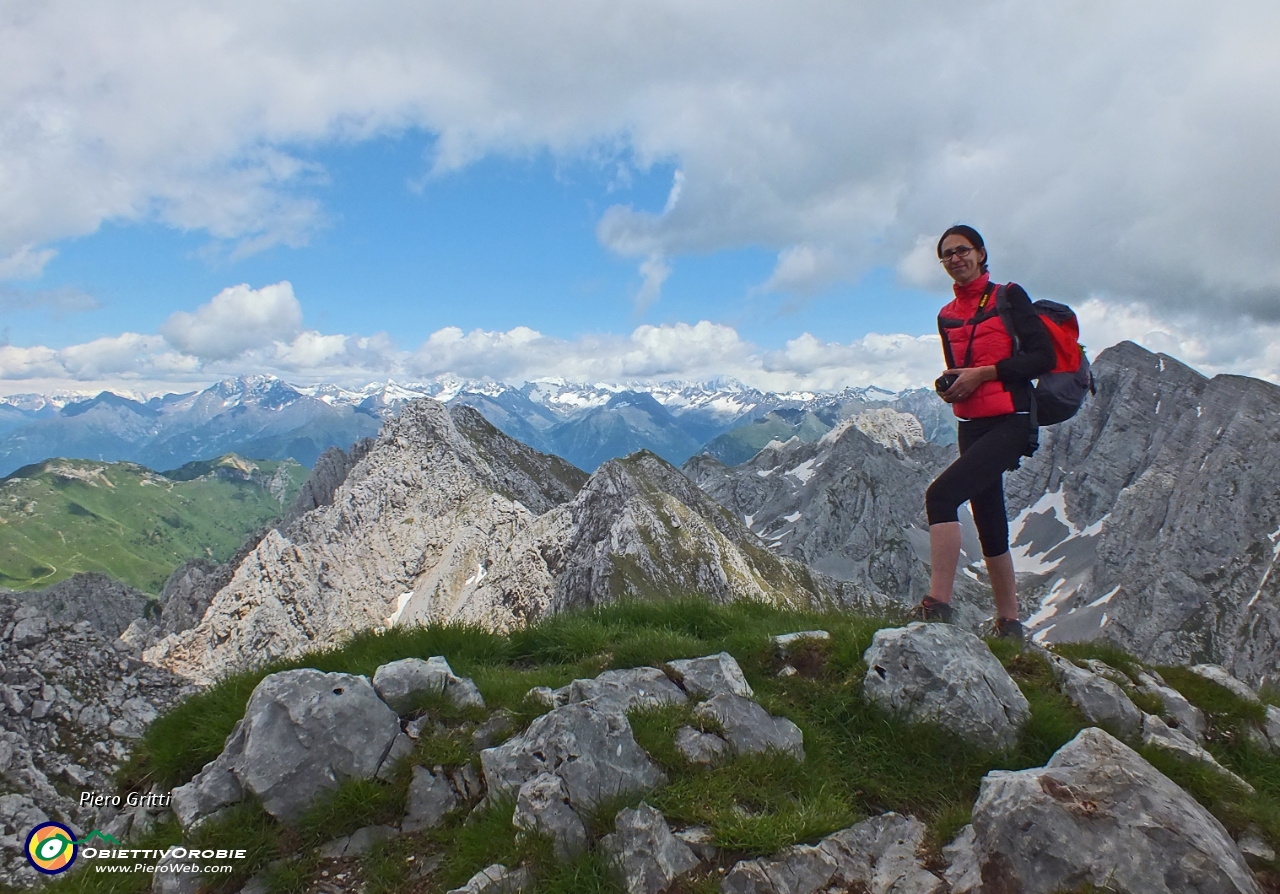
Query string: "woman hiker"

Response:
xmin=912 ymin=225 xmax=1055 ymax=641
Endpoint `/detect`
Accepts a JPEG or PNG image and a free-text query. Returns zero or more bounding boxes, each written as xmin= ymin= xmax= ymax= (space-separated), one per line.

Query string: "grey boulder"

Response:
xmin=862 ymin=624 xmax=1029 ymax=751
xmin=372 ymin=656 xmax=485 ymax=713
xmin=721 ymin=843 xmax=837 ymax=894
xmin=665 ymin=653 xmax=754 ymax=699
xmin=693 ymin=693 xmax=804 ymax=761
xmin=318 ymin=824 xmax=397 ymax=859
xmin=403 ymin=765 xmax=458 ymax=832
xmin=1263 ymin=705 xmax=1280 ymax=751
xmin=549 ymin=667 xmax=687 ymax=717
xmin=376 ymin=732 xmax=415 ymax=781
xmin=1136 ymin=671 xmax=1207 ymax=742
xmin=771 ymin=630 xmax=829 ymax=657
xmin=818 ymin=813 xmax=945 ymax=894
xmin=1141 ymin=714 xmax=1254 ymax=794
xmin=965 ymin=727 xmax=1260 ymax=893
xmin=674 ymin=726 xmax=730 ymax=766
xmin=10 ymin=616 xmax=49 ymax=648
xmin=512 ymin=773 xmax=588 ymax=860
xmin=447 ymin=864 xmax=534 ymax=894
xmin=1049 ymin=655 xmax=1142 ymax=738
xmin=600 ymin=803 xmax=700 ymax=894
xmin=152 ymin=852 xmax=202 ymax=894
xmin=481 ymin=702 xmax=666 ymax=810
xmin=233 ymin=669 xmax=402 ymax=822
xmin=171 ymin=736 xmax=244 ymax=830
xmin=1188 ymin=664 xmax=1260 ymax=703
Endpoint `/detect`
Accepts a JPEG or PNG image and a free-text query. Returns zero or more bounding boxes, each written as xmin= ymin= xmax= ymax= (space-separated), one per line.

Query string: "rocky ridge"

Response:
xmin=144 ymin=400 xmax=839 ymax=684
xmin=144 ymin=401 xmax=587 ymax=682
xmin=1003 ymin=341 xmax=1280 ymax=686
xmin=684 ymin=410 xmax=954 ymax=606
xmin=398 ymin=450 xmax=845 ymax=630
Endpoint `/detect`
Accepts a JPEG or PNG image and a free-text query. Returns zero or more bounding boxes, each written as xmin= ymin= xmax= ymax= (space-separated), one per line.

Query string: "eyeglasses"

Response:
xmin=939 ymin=246 xmax=977 ymax=262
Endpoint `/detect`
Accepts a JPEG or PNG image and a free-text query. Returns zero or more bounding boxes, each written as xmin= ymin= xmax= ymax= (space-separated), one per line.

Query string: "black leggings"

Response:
xmin=925 ymin=414 xmax=1031 ymax=557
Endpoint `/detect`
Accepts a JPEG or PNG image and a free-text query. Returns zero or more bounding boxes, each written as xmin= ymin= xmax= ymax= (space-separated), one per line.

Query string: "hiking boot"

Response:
xmin=991 ymin=617 xmax=1024 ymax=643
xmin=909 ymin=597 xmax=953 ymax=623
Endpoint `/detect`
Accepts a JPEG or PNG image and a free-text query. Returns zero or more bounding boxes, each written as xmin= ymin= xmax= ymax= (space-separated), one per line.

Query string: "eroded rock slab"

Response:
xmin=1049 ymin=655 xmax=1142 ymax=738
xmin=236 ymin=670 xmax=402 ymax=822
xmin=547 ymin=667 xmax=687 ymax=717
xmin=447 ymin=863 xmax=534 ymax=894
xmin=693 ymin=693 xmax=804 ymax=761
xmin=674 ymin=726 xmax=730 ymax=766
xmin=600 ymin=803 xmax=699 ymax=894
xmin=721 ymin=843 xmax=837 ymax=894
xmin=818 ymin=812 xmax=944 ymax=894
xmin=966 ymin=727 xmax=1260 ymax=893
xmin=1141 ymin=714 xmax=1255 ymax=793
xmin=666 ymin=653 xmax=753 ymax=699
xmin=862 ymin=624 xmax=1029 ymax=750
xmin=481 ymin=702 xmax=666 ymax=810
xmin=1136 ymin=671 xmax=1207 ymax=742
xmin=1188 ymin=664 xmax=1260 ymax=703
xmin=403 ymin=766 xmax=458 ymax=832
xmin=512 ymin=773 xmax=587 ymax=860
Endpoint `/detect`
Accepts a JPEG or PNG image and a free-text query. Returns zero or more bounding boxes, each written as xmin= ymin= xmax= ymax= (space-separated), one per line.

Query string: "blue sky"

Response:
xmin=2 ymin=2 xmax=1279 ymax=395
xmin=17 ymin=137 xmax=940 ymax=355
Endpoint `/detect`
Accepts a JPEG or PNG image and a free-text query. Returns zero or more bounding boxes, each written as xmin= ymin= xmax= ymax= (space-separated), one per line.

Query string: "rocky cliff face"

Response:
xmin=145 ymin=400 xmax=834 ymax=684
xmin=1004 ymin=341 xmax=1280 ymax=686
xmin=683 ymin=410 xmax=952 ymax=605
xmin=400 ymin=450 xmax=836 ymax=631
xmin=144 ymin=401 xmax=587 ymax=683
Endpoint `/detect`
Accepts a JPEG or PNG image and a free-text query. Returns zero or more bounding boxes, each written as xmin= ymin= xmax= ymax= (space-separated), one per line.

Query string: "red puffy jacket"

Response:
xmin=937 ymin=274 xmax=1016 ymax=418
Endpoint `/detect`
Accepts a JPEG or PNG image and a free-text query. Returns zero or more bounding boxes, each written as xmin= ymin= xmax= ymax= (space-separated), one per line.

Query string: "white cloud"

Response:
xmin=2 ymin=0 xmax=1278 ymax=352
xmin=634 ymin=254 xmax=670 ymax=313
xmin=0 ymin=245 xmax=57 ymax=280
xmin=7 ymin=297 xmax=1280 ymax=397
xmin=0 ymin=286 xmax=99 ymax=316
xmin=0 ymin=345 xmax=62 ymax=380
xmin=160 ymin=282 xmax=304 ymax=360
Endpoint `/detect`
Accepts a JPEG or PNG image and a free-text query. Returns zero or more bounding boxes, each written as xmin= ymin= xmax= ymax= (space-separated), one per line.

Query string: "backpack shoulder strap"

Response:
xmin=937 ymin=316 xmax=958 ymax=369
xmin=993 ymin=283 xmax=1021 ymax=354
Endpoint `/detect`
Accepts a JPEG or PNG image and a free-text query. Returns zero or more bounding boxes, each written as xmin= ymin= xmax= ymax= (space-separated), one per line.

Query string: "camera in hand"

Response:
xmin=934 ymin=373 xmax=958 ymax=394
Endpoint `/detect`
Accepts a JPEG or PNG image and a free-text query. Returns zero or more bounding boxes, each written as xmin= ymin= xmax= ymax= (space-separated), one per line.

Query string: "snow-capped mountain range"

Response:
xmin=0 ymin=375 xmax=947 ymax=477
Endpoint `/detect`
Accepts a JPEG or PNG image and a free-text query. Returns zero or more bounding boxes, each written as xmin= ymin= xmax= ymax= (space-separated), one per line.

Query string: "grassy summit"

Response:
xmin=0 ymin=455 xmax=307 ymax=594
xmin=46 ymin=597 xmax=1280 ymax=894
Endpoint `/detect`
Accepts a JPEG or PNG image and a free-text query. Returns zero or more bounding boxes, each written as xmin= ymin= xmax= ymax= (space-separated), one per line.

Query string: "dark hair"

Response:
xmin=937 ymin=225 xmax=989 ymax=273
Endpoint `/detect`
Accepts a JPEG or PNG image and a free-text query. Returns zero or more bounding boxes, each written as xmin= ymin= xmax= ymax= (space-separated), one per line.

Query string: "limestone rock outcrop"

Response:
xmin=953 ymin=727 xmax=1260 ymax=893
xmin=145 ymin=401 xmax=587 ymax=681
xmin=600 ymin=803 xmax=700 ymax=894
xmin=480 ymin=702 xmax=666 ymax=808
xmin=0 ymin=593 xmax=192 ymax=888
xmin=1006 ymin=341 xmax=1280 ymax=686
xmin=863 ymin=623 xmax=1030 ymax=750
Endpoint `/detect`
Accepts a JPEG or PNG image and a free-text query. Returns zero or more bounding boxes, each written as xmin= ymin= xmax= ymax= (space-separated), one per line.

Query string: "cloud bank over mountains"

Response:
xmin=2 ymin=2 xmax=1278 ymax=387
xmin=3 ymin=282 xmax=1275 ymax=396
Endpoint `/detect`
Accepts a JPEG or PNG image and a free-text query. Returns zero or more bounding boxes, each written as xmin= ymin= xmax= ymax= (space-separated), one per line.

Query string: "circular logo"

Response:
xmin=25 ymin=823 xmax=77 ymax=874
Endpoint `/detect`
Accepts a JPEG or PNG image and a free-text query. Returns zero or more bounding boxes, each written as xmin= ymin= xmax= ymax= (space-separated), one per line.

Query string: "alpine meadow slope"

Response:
xmin=0 ymin=455 xmax=307 ymax=594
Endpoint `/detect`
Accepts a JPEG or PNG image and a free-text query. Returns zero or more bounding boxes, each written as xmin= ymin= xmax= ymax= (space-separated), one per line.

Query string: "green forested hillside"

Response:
xmin=0 ymin=455 xmax=308 ymax=594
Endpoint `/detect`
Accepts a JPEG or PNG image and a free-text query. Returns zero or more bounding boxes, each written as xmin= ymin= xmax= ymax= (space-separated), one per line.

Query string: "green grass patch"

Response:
xmin=0 ymin=455 xmax=306 ymax=593
xmin=1155 ymin=665 xmax=1268 ymax=728
xmin=1050 ymin=641 xmax=1141 ymax=679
